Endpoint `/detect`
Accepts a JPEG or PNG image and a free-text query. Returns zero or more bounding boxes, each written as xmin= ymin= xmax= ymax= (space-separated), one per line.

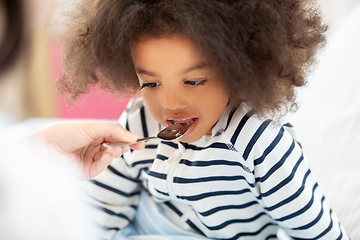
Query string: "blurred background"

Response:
xmin=0 ymin=0 xmax=130 ymax=131
xmin=0 ymin=0 xmax=359 ymax=126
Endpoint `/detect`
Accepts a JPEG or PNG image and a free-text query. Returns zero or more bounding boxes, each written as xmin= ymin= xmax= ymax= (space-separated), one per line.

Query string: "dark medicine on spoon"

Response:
xmin=103 ymin=123 xmax=189 ymax=148
xmin=157 ymin=123 xmax=189 ymax=140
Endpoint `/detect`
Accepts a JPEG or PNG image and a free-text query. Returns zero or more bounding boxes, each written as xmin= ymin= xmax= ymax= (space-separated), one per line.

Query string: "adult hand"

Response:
xmin=36 ymin=121 xmax=144 ymax=180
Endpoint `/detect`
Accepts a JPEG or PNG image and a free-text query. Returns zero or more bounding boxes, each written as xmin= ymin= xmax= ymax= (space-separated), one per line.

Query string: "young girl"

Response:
xmin=57 ymin=0 xmax=349 ymax=239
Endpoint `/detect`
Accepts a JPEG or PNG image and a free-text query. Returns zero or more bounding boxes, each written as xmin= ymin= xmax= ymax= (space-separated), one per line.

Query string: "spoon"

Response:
xmin=103 ymin=123 xmax=189 ymax=148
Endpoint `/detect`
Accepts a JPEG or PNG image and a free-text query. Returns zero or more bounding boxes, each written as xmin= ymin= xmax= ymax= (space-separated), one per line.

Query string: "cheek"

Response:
xmin=142 ymin=92 xmax=163 ymax=120
xmin=206 ymin=88 xmax=229 ymax=117
xmin=204 ymin=85 xmax=229 ymax=106
xmin=142 ymin=92 xmax=156 ymax=109
xmin=215 ymin=84 xmax=230 ymax=106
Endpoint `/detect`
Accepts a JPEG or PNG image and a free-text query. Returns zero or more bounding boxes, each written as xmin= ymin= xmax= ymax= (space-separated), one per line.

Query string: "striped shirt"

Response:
xmin=81 ymin=98 xmax=349 ymax=240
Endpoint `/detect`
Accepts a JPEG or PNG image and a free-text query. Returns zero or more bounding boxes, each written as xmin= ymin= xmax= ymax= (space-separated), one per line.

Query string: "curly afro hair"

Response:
xmin=57 ymin=0 xmax=327 ymax=118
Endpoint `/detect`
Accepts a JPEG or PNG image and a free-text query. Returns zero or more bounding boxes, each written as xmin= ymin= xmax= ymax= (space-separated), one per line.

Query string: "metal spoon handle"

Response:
xmin=103 ymin=136 xmax=158 ymax=148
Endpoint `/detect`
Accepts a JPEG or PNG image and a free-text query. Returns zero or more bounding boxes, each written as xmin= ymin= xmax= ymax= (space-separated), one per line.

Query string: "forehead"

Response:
xmin=131 ymin=35 xmax=206 ymax=70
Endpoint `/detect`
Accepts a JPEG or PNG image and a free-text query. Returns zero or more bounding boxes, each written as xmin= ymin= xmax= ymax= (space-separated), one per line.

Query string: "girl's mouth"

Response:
xmin=166 ymin=118 xmax=198 ymax=137
xmin=168 ymin=118 xmax=196 ymax=125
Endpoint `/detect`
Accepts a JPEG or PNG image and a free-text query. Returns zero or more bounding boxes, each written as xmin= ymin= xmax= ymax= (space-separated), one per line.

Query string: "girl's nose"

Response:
xmin=162 ymin=88 xmax=188 ymax=110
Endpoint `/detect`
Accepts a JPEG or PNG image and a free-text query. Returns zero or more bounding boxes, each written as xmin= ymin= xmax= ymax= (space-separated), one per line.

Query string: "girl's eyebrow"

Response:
xmin=135 ymin=69 xmax=156 ymax=77
xmin=180 ymin=63 xmax=209 ymax=75
xmin=135 ymin=63 xmax=209 ymax=77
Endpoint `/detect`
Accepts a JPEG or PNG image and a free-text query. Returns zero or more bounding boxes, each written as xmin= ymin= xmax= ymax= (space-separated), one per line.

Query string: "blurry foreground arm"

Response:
xmin=35 ymin=121 xmax=144 ymax=180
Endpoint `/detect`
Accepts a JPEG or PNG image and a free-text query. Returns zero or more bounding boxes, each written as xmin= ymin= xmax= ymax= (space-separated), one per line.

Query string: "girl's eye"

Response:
xmin=185 ymin=79 xmax=206 ymax=86
xmin=140 ymin=82 xmax=160 ymax=89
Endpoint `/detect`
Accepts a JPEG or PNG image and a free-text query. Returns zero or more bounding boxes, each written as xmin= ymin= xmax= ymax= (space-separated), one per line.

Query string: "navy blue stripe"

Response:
xmin=130 ymin=159 xmax=154 ymax=168
xmin=202 ymin=212 xmax=267 ymax=231
xmin=125 ymin=119 xmax=130 ymax=131
xmin=179 ymin=159 xmax=251 ymax=173
xmin=313 ymin=209 xmax=334 ymax=239
xmin=125 ymin=116 xmax=133 ymax=154
xmin=180 ymin=142 xmax=233 ymax=151
xmin=212 ymin=142 xmax=236 ymax=150
xmin=265 ymin=169 xmax=311 ymax=211
xmin=154 ymin=188 xmax=169 ymax=196
xmin=199 ymin=201 xmax=259 ymax=217
xmin=336 ymin=227 xmax=343 ymax=240
xmin=156 ymin=154 xmax=168 ymax=161
xmin=283 ymin=122 xmax=293 ymax=127
xmin=186 ymin=220 xmax=205 ymax=236
xmin=291 ymin=195 xmax=324 ymax=230
xmin=224 ymin=223 xmax=276 ymax=240
xmin=160 ymin=141 xmax=179 ymax=149
xmin=243 ymin=119 xmax=271 ymax=160
xmin=230 ymin=114 xmax=251 ymax=145
xmin=140 ymin=106 xmax=148 ymax=138
xmin=145 ymin=170 xmax=167 ymax=180
xmin=163 ymin=202 xmax=183 ymax=216
xmin=254 ymin=127 xmax=285 ymax=166
xmin=144 ymin=144 xmax=158 ymax=149
xmin=262 ymin=154 xmax=304 ymax=197
xmin=224 ymin=108 xmax=237 ymax=131
xmin=180 ymin=159 xmax=243 ymax=167
xmin=256 ymin=140 xmax=296 ymax=183
xmin=89 ymin=179 xmax=140 ymax=197
xmin=293 ymin=210 xmax=335 ymax=240
xmin=86 ymin=202 xmax=131 ymax=221
xmin=174 ymin=175 xmax=252 ymax=184
xmin=174 ymin=175 xmax=255 ymax=188
xmin=275 ymin=183 xmax=319 ymax=222
xmin=124 ymin=100 xmax=134 ymax=131
xmin=107 ymin=165 xmax=140 ymax=183
xmin=91 ymin=219 xmax=121 ymax=231
xmin=266 ymin=235 xmax=278 ymax=240
xmin=177 ymin=189 xmax=253 ymax=201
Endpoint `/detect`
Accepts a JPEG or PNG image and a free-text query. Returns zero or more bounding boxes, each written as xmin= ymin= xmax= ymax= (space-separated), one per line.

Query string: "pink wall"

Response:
xmin=50 ymin=41 xmax=130 ymax=120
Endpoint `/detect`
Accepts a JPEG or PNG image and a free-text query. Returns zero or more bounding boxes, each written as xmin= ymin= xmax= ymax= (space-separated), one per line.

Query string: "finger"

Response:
xmin=85 ymin=143 xmax=103 ymax=161
xmin=100 ymin=143 xmax=108 ymax=152
xmin=89 ymin=151 xmax=115 ymax=179
xmin=93 ymin=150 xmax=103 ymax=161
xmin=106 ymin=146 xmax=127 ymax=157
xmin=130 ymin=142 xmax=145 ymax=151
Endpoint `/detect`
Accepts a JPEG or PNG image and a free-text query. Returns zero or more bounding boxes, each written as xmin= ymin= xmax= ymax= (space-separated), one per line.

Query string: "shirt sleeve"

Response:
xmin=250 ymin=121 xmax=349 ymax=239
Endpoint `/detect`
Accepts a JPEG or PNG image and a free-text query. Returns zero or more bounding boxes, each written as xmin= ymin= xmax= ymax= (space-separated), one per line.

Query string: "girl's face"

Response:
xmin=132 ymin=35 xmax=229 ymax=143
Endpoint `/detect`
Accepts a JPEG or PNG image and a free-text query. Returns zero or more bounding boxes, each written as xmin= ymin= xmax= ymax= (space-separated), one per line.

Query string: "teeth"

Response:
xmin=172 ymin=119 xmax=195 ymax=124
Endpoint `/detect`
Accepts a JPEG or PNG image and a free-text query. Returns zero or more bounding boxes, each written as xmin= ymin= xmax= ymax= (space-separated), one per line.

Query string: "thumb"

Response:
xmin=89 ymin=150 xmax=117 ymax=179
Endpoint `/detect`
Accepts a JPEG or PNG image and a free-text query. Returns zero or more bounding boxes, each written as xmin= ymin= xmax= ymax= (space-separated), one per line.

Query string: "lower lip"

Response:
xmin=182 ymin=118 xmax=198 ymax=137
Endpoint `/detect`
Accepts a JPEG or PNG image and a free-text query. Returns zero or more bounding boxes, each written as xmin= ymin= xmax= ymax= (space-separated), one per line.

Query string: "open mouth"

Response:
xmin=167 ymin=118 xmax=197 ymax=126
xmin=166 ymin=118 xmax=198 ymax=138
